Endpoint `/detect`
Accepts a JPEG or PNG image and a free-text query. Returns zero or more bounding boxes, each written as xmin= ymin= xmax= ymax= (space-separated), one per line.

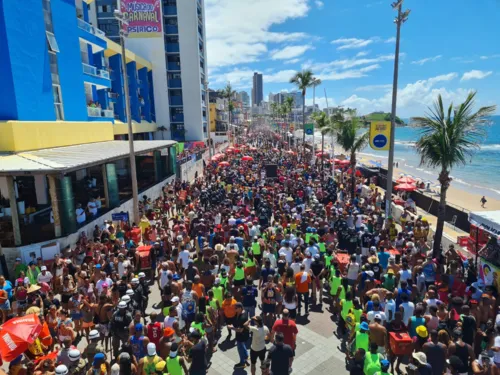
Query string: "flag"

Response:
xmin=304 ymin=123 xmax=314 ymax=135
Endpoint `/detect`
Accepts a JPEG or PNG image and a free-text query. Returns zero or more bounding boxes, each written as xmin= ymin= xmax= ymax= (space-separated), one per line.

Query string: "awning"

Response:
xmin=0 ymin=140 xmax=176 ymax=175
xmin=469 ymin=211 xmax=500 ymax=237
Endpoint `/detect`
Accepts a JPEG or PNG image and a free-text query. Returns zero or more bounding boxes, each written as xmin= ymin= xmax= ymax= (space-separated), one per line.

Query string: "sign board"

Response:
xmin=112 ymin=212 xmax=130 ymax=222
xmin=120 ymin=0 xmax=163 ymax=38
xmin=160 ymin=148 xmax=170 ymax=156
xmin=369 ymin=121 xmax=391 ymax=151
xmin=178 ymin=190 xmax=187 ymax=201
xmin=479 ymin=258 xmax=500 ymax=291
xmin=304 ymin=123 xmax=314 ymax=135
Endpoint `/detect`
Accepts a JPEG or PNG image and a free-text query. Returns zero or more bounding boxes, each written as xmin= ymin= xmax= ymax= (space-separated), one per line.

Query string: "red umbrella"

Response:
xmin=315 ymin=152 xmax=329 ymax=158
xmin=232 ymin=148 xmax=241 ymax=154
xmin=396 ymin=176 xmax=416 ymax=184
xmin=218 ymin=161 xmax=230 ymax=167
xmin=0 ymin=314 xmax=42 ymax=361
xmin=394 ymin=183 xmax=417 ymax=192
xmin=241 ymin=155 xmax=254 ymax=161
xmin=347 ymin=168 xmax=363 ymax=177
xmin=272 ymin=147 xmax=279 ymax=152
xmin=286 ymin=150 xmax=297 ymax=155
xmin=249 ymin=146 xmax=257 ymax=151
xmin=336 ymin=159 xmax=351 ymax=167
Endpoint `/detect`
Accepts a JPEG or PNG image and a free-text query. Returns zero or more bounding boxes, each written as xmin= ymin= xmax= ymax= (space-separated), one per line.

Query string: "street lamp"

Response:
xmin=311 ymin=78 xmax=321 ymax=160
xmin=114 ymin=9 xmax=140 ymax=224
xmin=385 ymin=0 xmax=410 ymax=218
xmin=204 ymin=80 xmax=213 ymax=157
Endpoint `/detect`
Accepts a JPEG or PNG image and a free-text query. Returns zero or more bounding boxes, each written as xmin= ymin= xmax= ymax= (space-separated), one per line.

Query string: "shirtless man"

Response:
xmin=96 ymin=294 xmax=114 ymax=351
xmin=369 ymin=315 xmax=388 ymax=354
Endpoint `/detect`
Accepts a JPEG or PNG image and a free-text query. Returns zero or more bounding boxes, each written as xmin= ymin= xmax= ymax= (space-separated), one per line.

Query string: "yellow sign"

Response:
xmin=369 ymin=121 xmax=392 ymax=151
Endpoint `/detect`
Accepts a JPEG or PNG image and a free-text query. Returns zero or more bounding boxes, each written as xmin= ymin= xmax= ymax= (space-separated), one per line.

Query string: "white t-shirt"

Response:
xmin=159 ymin=270 xmax=171 ymax=289
xmin=117 ymin=260 xmax=130 ymax=278
xmin=398 ymin=269 xmax=412 ymax=285
xmin=494 ymin=335 xmax=500 ymax=363
xmin=96 ymin=278 xmax=113 ymax=294
xmin=228 ymin=217 xmax=236 ymax=226
xmin=87 ymin=201 xmax=98 ymax=215
xmin=302 ymin=258 xmax=312 ymax=273
xmin=76 ymin=208 xmax=86 ymax=224
xmin=179 ymin=250 xmax=191 ymax=269
xmin=291 ymin=262 xmax=301 ymax=275
xmin=249 ymin=325 xmax=269 ymax=352
xmin=278 ymin=247 xmax=293 ymax=263
xmin=400 ymin=301 xmax=415 ymax=324
xmin=385 ymin=299 xmax=396 ymax=322
xmin=367 ymin=310 xmax=387 ymax=324
xmin=347 ymin=262 xmax=360 ymax=281
xmin=37 ymin=271 xmax=53 ymax=284
xmin=214 ymin=213 xmax=222 ymax=225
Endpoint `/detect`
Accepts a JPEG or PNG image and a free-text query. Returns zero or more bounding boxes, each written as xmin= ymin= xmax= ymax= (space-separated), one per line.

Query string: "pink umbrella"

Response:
xmin=394 ymin=183 xmax=417 ymax=192
xmin=272 ymin=148 xmax=279 ymax=152
xmin=218 ymin=161 xmax=230 ymax=167
xmin=396 ymin=176 xmax=416 ymax=184
xmin=336 ymin=159 xmax=351 ymax=167
xmin=241 ymin=155 xmax=254 ymax=161
xmin=315 ymin=151 xmax=329 ymax=158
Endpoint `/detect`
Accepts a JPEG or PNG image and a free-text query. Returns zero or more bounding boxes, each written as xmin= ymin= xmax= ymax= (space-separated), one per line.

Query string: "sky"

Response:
xmin=204 ymin=0 xmax=500 ymax=117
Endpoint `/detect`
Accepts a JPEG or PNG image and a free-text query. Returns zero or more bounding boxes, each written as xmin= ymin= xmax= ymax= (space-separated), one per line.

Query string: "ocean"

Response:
xmin=307 ymin=115 xmax=500 ymax=199
xmin=359 ymin=115 xmax=500 ymax=199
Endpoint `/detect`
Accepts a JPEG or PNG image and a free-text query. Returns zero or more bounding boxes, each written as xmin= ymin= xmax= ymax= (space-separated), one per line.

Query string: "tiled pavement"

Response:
xmin=207 ymin=299 xmax=350 ymax=375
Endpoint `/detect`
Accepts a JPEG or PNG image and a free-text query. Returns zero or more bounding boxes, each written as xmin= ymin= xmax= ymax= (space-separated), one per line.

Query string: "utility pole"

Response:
xmin=204 ymin=80 xmax=213 ymax=157
xmin=385 ymin=0 xmax=410 ymax=219
xmin=115 ymin=10 xmax=139 ymax=224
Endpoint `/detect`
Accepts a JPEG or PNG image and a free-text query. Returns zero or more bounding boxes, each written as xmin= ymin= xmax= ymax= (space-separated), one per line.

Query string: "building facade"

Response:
xmin=91 ymin=0 xmax=208 ymax=142
xmin=239 ymin=91 xmax=250 ymax=108
xmin=252 ymin=72 xmax=263 ymax=106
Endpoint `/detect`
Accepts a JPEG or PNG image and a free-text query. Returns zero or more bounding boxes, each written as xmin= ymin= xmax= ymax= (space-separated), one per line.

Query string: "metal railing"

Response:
xmin=98 ymin=69 xmax=110 ymax=79
xmin=77 ymin=18 xmax=106 ymax=38
xmin=87 ymin=106 xmax=101 ymax=117
xmin=108 ymin=92 xmax=119 ymax=99
xmin=102 ymin=109 xmax=114 ymax=117
xmin=82 ymin=63 xmax=97 ymax=76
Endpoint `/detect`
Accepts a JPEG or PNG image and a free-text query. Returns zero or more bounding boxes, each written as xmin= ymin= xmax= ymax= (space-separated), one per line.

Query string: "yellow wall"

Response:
xmin=104 ymin=38 xmax=153 ymax=71
xmin=0 ymin=121 xmax=114 ymax=152
xmin=209 ymin=103 xmax=216 ymax=132
xmin=113 ymin=121 xmax=158 ymax=135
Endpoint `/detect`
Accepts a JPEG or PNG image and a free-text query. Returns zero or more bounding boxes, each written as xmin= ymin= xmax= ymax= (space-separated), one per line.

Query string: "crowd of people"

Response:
xmin=2 ymin=129 xmax=500 ymax=375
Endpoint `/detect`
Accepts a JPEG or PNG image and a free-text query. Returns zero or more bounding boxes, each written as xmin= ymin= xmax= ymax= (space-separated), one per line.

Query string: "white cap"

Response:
xmin=121 ymin=295 xmax=131 ymax=303
xmin=41 ymin=266 xmax=47 ymax=271
xmin=55 ymin=365 xmax=69 ymax=375
xmin=126 ymin=289 xmax=134 ymax=296
xmin=314 ymin=254 xmax=320 ymax=259
xmin=131 ymin=278 xmax=139 ymax=284
xmin=171 ymin=296 xmax=180 ymax=303
xmin=68 ymin=349 xmax=81 ymax=361
xmin=89 ymin=329 xmax=100 ymax=340
xmin=374 ymin=314 xmax=382 ymax=321
xmin=176 ymin=235 xmax=183 ymax=241
xmin=230 ymin=236 xmax=235 ymax=241
xmin=138 ymin=272 xmax=146 ymax=278
xmin=111 ymin=363 xmax=120 ymax=375
xmin=147 ymin=342 xmax=157 ymax=356
xmin=15 ymin=258 xmax=21 ymax=261
xmin=215 ymin=278 xmax=221 ymax=284
xmin=369 ymin=246 xmax=376 ymax=252
xmin=118 ymin=301 xmax=128 ymax=309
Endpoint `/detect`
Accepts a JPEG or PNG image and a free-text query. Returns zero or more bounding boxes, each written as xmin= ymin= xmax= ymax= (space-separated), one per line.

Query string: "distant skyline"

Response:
xmin=205 ymin=0 xmax=499 ymax=117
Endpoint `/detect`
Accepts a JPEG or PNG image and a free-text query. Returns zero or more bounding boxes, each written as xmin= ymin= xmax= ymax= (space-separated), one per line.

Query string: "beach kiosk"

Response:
xmin=468 ymin=211 xmax=500 ymax=291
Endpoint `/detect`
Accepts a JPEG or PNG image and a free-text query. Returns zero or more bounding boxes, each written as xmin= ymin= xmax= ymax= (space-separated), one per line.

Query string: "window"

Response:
xmin=46 ymin=31 xmax=59 ymax=52
xmin=48 ymin=51 xmax=60 ymax=84
xmin=168 ymin=72 xmax=181 ymax=79
xmin=52 ymin=85 xmax=64 ymax=120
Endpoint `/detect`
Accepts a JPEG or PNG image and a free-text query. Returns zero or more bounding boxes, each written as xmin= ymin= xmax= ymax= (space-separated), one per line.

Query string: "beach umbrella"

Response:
xmin=241 ymin=155 xmax=253 ymax=161
xmin=396 ymin=176 xmax=416 ymax=184
xmin=249 ymin=146 xmax=257 ymax=151
xmin=286 ymin=150 xmax=297 ymax=155
xmin=315 ymin=151 xmax=329 ymax=158
xmin=0 ymin=314 xmax=42 ymax=361
xmin=394 ymin=183 xmax=417 ymax=192
xmin=218 ymin=161 xmax=230 ymax=167
xmin=337 ymin=159 xmax=351 ymax=167
xmin=232 ymin=148 xmax=241 ymax=153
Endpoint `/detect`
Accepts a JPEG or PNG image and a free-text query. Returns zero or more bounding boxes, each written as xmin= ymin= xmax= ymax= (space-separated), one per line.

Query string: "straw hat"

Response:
xmin=27 ymin=284 xmax=41 ymax=294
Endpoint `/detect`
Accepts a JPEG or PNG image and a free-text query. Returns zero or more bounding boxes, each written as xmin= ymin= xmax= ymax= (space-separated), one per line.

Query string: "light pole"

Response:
xmin=311 ymin=78 xmax=321 ymax=160
xmin=385 ymin=0 xmax=410 ymax=218
xmin=204 ymin=80 xmax=213 ymax=157
xmin=114 ymin=10 xmax=140 ymax=224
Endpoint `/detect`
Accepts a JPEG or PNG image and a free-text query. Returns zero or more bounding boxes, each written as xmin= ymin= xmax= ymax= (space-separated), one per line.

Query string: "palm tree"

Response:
xmin=220 ymin=82 xmax=236 ymax=127
xmin=311 ymin=111 xmax=330 ymax=179
xmin=332 ymin=109 xmax=369 ymax=198
xmin=290 ymin=70 xmax=320 ymax=154
xmin=413 ymin=92 xmax=496 ymax=253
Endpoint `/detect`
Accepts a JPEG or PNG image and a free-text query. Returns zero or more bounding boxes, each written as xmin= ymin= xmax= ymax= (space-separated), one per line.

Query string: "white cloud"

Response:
xmin=385 ymin=37 xmax=396 ymax=43
xmin=305 ymin=97 xmax=337 ymax=109
xmin=356 ymin=51 xmax=369 ymax=57
xmin=355 ymin=84 xmax=393 ymax=92
xmin=340 ymin=73 xmax=466 ymax=117
xmin=314 ymin=0 xmax=324 ymax=9
xmin=210 ymin=68 xmax=255 ymax=89
xmin=461 ymin=70 xmax=493 ymax=81
xmin=270 ymin=45 xmax=313 ymax=60
xmin=205 ymin=0 xmax=310 ymax=68
xmin=411 ymin=55 xmax=442 ymax=66
xmin=304 ymin=54 xmax=394 ymax=71
xmin=479 ymin=54 xmax=500 ymax=60
xmin=284 ymin=58 xmax=301 ymax=64
xmin=264 ymin=70 xmax=298 ymax=83
xmin=331 ymin=38 xmax=374 ymax=50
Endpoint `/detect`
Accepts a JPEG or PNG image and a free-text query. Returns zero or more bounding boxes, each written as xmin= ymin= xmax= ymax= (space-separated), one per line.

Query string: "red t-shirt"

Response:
xmin=147 ymin=322 xmax=163 ymax=347
xmin=272 ymin=319 xmax=298 ymax=349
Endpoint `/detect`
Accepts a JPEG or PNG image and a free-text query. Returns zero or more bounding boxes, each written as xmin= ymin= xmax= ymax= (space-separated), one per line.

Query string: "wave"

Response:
xmin=394 ymin=140 xmax=500 ymax=151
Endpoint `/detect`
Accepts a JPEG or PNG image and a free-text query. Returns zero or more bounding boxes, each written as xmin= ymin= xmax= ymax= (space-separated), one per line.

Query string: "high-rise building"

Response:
xmin=271 ymin=91 xmax=303 ymax=107
xmin=239 ymin=91 xmax=250 ymax=108
xmin=252 ymin=72 xmax=263 ymax=106
xmin=92 ymin=0 xmax=208 ymax=142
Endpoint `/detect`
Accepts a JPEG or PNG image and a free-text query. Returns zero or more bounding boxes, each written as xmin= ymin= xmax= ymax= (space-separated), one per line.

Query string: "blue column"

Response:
xmin=148 ymin=70 xmax=156 ymax=122
xmin=82 ymin=3 xmax=89 ymax=22
xmin=138 ymin=67 xmax=150 ymax=122
xmin=126 ymin=61 xmax=140 ymax=122
xmin=110 ymin=54 xmax=125 ymax=122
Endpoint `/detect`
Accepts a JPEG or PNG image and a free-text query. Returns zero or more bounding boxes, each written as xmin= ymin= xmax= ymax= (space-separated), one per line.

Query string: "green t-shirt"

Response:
xmin=251 ymin=242 xmax=261 ymax=255
xmin=364 ymin=353 xmax=382 ymax=375
xmin=355 ymin=331 xmax=369 ymax=351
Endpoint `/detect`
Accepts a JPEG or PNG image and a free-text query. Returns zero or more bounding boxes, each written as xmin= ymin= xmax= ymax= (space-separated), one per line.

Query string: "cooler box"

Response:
xmin=137 ymin=245 xmax=152 ymax=270
xmin=389 ymin=332 xmax=412 ymax=356
xmin=457 ymin=236 xmax=469 ymax=247
xmin=335 ymin=253 xmax=350 ymax=274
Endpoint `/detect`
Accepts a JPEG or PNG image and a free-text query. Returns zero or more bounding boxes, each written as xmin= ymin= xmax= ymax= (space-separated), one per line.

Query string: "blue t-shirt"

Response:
xmin=235 ymin=237 xmax=245 ymax=252
xmin=378 ymin=252 xmax=390 ymax=269
xmin=242 ymin=286 xmax=258 ymax=307
xmin=261 ymin=267 xmax=276 ymax=282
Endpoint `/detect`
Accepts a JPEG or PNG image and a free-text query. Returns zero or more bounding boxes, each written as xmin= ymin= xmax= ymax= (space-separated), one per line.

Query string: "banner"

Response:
xmin=120 ymin=0 xmax=162 ymax=38
xmin=175 ymin=142 xmax=184 ymax=154
xmin=369 ymin=121 xmax=391 ymax=151
xmin=304 ymin=123 xmax=314 ymax=135
xmin=479 ymin=258 xmax=500 ymax=291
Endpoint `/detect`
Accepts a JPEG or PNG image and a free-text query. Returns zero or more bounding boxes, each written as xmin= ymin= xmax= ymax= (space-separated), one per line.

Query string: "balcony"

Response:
xmin=171 ymin=114 xmax=184 ymax=122
xmin=166 ymin=43 xmax=180 ymax=53
xmin=77 ymin=18 xmax=106 ymax=50
xmin=170 ymin=96 xmax=183 ymax=106
xmin=164 ymin=6 xmax=177 ymax=15
xmin=102 ymin=109 xmax=114 ymax=118
xmin=165 ymin=25 xmax=178 ymax=34
xmin=168 ymin=78 xmax=182 ymax=88
xmin=82 ymin=63 xmax=111 ymax=88
xmin=167 ymin=62 xmax=181 ymax=71
xmin=87 ymin=106 xmax=101 ymax=117
xmin=108 ymin=92 xmax=119 ymax=100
